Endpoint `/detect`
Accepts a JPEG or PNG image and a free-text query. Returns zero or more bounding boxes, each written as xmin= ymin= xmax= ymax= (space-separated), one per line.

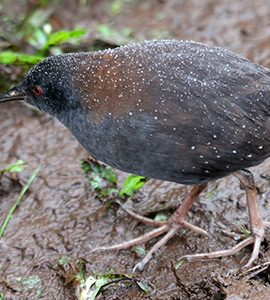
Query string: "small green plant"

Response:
xmin=0 ymin=159 xmax=27 ymax=175
xmin=239 ymin=224 xmax=251 ymax=238
xmin=78 ymin=273 xmax=110 ymax=300
xmin=0 ymin=52 xmax=45 ymax=65
xmin=80 ymin=159 xmax=118 ymax=199
xmin=59 ymin=255 xmax=73 ymax=265
xmin=58 ymin=256 xmax=85 ymax=285
xmin=0 ymin=28 xmax=86 ymax=66
xmin=132 ymin=245 xmax=146 ymax=256
xmin=16 ymin=276 xmax=41 ymax=289
xmin=58 ymin=257 xmax=155 ymax=299
xmin=15 ymin=275 xmax=49 ymax=297
xmin=34 ymin=28 xmax=87 ymax=56
xmin=175 ymin=260 xmax=185 ymax=269
xmin=135 ymin=279 xmax=155 ymax=294
xmin=80 ymin=159 xmax=148 ymax=201
xmin=76 ymin=269 xmax=155 ymax=299
xmin=1 ymin=2 xmax=87 ymax=67
xmin=119 ymin=174 xmax=148 ymax=197
xmin=154 ymin=212 xmax=167 ymax=222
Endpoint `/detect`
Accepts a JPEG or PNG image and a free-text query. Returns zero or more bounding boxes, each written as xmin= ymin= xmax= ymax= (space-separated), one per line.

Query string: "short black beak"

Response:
xmin=0 ymin=85 xmax=26 ymax=103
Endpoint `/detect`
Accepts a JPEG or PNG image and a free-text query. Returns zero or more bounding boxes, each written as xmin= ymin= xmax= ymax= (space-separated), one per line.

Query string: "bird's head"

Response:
xmin=0 ymin=55 xmax=80 ymax=118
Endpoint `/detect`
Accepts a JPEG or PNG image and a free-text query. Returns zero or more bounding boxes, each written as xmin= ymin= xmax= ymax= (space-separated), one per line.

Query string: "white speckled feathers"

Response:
xmin=21 ymin=40 xmax=270 ymax=184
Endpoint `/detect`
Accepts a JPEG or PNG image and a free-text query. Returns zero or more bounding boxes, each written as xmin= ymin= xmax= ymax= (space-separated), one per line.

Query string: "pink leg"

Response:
xmin=180 ymin=170 xmax=268 ymax=268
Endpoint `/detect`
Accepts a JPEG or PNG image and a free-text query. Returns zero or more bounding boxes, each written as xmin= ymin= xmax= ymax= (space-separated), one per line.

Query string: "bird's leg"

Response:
xmin=234 ymin=169 xmax=265 ymax=267
xmin=168 ymin=183 xmax=207 ymax=234
xmin=133 ymin=183 xmax=207 ymax=271
xmin=92 ymin=183 xmax=207 ymax=270
xmin=180 ymin=169 xmax=268 ymax=268
xmin=115 ymin=183 xmax=208 ymax=235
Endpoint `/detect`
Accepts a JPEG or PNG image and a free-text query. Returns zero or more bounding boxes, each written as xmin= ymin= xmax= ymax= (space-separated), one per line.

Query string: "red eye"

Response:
xmin=33 ymin=86 xmax=42 ymax=96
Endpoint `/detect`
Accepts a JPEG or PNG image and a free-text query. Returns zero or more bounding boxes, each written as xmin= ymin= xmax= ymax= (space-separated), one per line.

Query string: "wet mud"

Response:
xmin=1 ymin=0 xmax=270 ymax=299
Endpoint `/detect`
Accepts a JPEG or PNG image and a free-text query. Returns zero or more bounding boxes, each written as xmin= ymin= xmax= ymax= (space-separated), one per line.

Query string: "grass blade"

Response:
xmin=0 ymin=167 xmax=40 ymax=238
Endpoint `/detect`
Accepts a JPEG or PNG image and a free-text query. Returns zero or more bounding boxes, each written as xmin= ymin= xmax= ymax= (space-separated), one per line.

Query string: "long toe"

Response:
xmin=91 ymin=224 xmax=169 ymax=252
xmin=179 ymin=220 xmax=269 ymax=267
xmin=133 ymin=226 xmax=180 ymax=272
xmin=178 ymin=236 xmax=254 ymax=264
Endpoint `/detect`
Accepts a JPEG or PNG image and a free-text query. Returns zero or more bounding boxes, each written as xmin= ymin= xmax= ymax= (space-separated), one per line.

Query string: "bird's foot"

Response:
xmin=91 ymin=184 xmax=207 ymax=271
xmin=115 ymin=199 xmax=209 ymax=236
xmin=179 ymin=221 xmax=270 ymax=269
xmin=91 ymin=220 xmax=206 ymax=271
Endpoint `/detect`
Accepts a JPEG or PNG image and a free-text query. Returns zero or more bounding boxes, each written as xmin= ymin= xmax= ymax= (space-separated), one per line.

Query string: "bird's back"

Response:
xmin=61 ymin=40 xmax=270 ymax=184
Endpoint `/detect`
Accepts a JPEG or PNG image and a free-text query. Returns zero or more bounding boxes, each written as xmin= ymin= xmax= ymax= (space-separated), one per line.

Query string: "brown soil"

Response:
xmin=1 ymin=0 xmax=270 ymax=299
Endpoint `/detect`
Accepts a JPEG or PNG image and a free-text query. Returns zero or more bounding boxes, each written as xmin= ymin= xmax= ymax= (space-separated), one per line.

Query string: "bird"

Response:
xmin=0 ymin=39 xmax=269 ymax=271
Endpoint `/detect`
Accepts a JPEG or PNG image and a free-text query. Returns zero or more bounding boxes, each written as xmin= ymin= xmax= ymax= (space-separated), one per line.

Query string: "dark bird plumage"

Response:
xmin=1 ymin=40 xmax=269 ymax=270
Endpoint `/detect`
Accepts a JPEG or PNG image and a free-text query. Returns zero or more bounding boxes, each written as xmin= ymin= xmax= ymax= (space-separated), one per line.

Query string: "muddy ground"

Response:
xmin=1 ymin=0 xmax=270 ymax=299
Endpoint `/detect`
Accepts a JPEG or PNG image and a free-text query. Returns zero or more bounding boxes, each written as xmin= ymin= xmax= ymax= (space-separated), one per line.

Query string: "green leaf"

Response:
xmin=80 ymin=275 xmax=109 ymax=300
xmin=0 ymin=159 xmax=27 ymax=174
xmin=175 ymin=260 xmax=185 ymax=269
xmin=0 ymin=51 xmax=45 ymax=65
xmin=28 ymin=28 xmax=48 ymax=48
xmin=103 ymin=168 xmax=117 ymax=183
xmin=41 ymin=29 xmax=86 ymax=51
xmin=75 ymin=264 xmax=85 ymax=283
xmin=119 ymin=174 xmax=148 ymax=197
xmin=136 ymin=280 xmax=151 ymax=294
xmin=133 ymin=245 xmax=146 ymax=256
xmin=40 ymin=0 xmax=51 ymax=5
xmin=96 ymin=24 xmax=111 ymax=37
xmin=59 ymin=255 xmax=73 ymax=265
xmin=80 ymin=275 xmax=96 ymax=297
xmin=76 ymin=269 xmax=138 ymax=299
xmin=205 ymin=187 xmax=218 ymax=198
xmin=8 ymin=160 xmax=27 ymax=173
xmin=154 ymin=212 xmax=167 ymax=222
xmin=16 ymin=276 xmax=41 ymax=289
xmin=239 ymin=225 xmax=251 ymax=238
xmin=110 ymin=0 xmax=123 ymax=16
xmin=90 ymin=277 xmax=109 ymax=299
xmin=80 ymin=160 xmax=117 ymax=199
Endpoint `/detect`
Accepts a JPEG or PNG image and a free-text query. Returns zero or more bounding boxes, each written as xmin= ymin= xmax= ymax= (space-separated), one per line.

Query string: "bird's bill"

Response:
xmin=0 ymin=85 xmax=26 ymax=103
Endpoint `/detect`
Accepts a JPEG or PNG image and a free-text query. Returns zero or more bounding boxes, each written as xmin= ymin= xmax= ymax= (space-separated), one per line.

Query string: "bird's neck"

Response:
xmin=57 ymin=105 xmax=104 ymax=158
